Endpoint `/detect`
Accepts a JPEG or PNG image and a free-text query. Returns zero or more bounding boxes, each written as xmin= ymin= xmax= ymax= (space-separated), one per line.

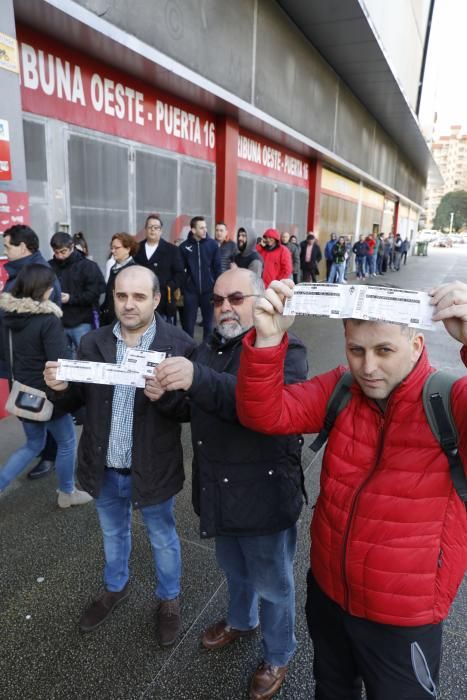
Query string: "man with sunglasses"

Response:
xmin=153 ymin=267 xmax=308 ymax=700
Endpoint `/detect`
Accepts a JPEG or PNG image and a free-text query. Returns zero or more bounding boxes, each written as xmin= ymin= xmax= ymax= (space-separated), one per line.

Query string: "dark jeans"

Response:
xmin=182 ymin=289 xmax=214 ymax=339
xmin=305 ymin=571 xmax=442 ymax=700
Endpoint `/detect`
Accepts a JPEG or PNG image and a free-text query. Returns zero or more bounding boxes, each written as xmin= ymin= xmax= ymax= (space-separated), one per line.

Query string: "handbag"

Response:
xmin=5 ymin=331 xmax=53 ymax=422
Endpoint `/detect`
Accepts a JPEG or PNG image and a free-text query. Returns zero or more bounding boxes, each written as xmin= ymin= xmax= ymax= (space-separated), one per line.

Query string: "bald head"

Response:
xmin=113 ymin=265 xmax=160 ymax=332
xmin=115 ymin=265 xmax=160 ymax=295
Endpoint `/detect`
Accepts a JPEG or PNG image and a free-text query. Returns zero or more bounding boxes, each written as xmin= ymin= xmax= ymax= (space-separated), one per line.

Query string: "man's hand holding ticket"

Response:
xmin=52 ymin=349 xmax=167 ymax=388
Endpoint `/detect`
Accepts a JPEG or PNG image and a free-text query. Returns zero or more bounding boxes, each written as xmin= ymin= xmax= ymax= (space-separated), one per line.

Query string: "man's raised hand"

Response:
xmin=254 ymin=279 xmax=295 ymax=348
xmin=431 ymin=281 xmax=467 ymax=346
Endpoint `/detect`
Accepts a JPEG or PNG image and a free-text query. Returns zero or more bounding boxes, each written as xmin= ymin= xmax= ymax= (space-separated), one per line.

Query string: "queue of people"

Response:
xmin=1 ymin=220 xmax=462 ymax=700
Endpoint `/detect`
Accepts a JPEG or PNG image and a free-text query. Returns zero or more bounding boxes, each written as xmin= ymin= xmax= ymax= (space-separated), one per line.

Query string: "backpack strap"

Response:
xmin=310 ymin=371 xmax=353 ymax=453
xmin=423 ymin=370 xmax=467 ymax=504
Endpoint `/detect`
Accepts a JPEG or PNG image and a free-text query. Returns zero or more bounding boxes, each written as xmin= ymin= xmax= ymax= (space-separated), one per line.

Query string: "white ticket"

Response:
xmin=121 ymin=349 xmax=166 ymax=376
xmin=283 ymin=283 xmax=434 ymax=329
xmin=57 ymin=359 xmax=147 ymax=387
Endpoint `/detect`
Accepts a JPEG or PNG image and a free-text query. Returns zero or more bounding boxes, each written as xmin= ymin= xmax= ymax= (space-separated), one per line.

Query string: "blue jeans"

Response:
xmin=215 ymin=526 xmax=297 ymax=667
xmin=328 ymin=262 xmax=346 ymax=283
xmin=355 ymin=256 xmax=366 ymax=278
xmin=94 ymin=469 xmax=181 ymax=599
xmin=0 ymin=413 xmax=75 ymax=493
xmin=182 ymin=289 xmax=213 ymax=339
xmin=65 ymin=323 xmax=92 ymax=357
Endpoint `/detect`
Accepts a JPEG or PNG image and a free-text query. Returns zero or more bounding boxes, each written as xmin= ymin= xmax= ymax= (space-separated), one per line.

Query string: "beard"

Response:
xmin=216 ymin=311 xmax=248 ymax=339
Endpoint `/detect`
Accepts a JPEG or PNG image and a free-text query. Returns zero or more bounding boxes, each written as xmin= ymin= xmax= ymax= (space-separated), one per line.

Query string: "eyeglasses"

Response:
xmin=146 ymin=225 xmax=161 ymax=231
xmin=211 ymin=292 xmax=260 ymax=307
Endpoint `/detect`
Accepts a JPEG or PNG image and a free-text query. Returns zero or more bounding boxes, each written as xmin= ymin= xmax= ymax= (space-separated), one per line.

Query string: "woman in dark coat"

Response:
xmin=100 ymin=232 xmax=138 ymax=325
xmin=0 ymin=264 xmax=91 ymax=508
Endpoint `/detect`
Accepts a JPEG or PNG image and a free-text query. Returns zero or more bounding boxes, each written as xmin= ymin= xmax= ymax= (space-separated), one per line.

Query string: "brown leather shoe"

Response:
xmin=79 ymin=584 xmax=130 ymax=632
xmin=201 ymin=619 xmax=259 ymax=650
xmin=249 ymin=661 xmax=288 ymax=700
xmin=157 ymin=596 xmax=181 ymax=647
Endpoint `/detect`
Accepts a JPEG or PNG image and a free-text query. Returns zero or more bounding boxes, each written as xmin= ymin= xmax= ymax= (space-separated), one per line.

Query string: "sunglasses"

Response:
xmin=211 ymin=292 xmax=260 ymax=307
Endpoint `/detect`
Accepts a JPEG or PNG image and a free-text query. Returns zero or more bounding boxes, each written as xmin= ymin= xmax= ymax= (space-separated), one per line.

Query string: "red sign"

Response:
xmin=238 ymin=128 xmax=309 ymax=188
xmin=0 ymin=119 xmax=12 ymax=180
xmin=0 ymin=190 xmax=30 ymax=233
xmin=17 ymin=26 xmax=216 ymax=163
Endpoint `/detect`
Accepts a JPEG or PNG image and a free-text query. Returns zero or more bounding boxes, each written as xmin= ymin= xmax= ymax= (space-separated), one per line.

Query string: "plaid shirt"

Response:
xmin=106 ymin=318 xmax=157 ymax=470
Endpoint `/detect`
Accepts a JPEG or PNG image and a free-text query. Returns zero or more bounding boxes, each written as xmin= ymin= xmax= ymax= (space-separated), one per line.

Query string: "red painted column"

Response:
xmin=307 ymin=159 xmax=322 ymax=238
xmin=215 ymin=116 xmax=239 ymax=238
xmin=393 ymin=200 xmax=400 ymax=235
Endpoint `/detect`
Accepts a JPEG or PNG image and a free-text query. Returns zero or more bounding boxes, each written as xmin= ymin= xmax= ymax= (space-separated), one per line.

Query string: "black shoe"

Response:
xmin=27 ymin=460 xmax=55 ymax=480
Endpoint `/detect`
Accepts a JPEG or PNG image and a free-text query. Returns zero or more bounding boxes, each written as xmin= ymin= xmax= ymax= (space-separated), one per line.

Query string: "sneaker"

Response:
xmin=57 ymin=488 xmax=93 ymax=508
xmin=156 ymin=596 xmax=181 ymax=646
xmin=28 ymin=460 xmax=55 ymax=480
xmin=79 ymin=585 xmax=130 ymax=632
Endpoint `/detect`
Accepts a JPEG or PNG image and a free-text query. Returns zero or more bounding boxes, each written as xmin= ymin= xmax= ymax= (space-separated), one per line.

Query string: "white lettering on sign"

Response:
xmin=284 ymin=154 xmax=308 ymax=180
xmin=238 ymin=133 xmax=308 ymax=183
xmin=19 ymin=39 xmax=215 ymax=159
xmin=90 ymin=74 xmax=145 ymax=124
xmin=21 ymin=43 xmax=85 ymax=105
xmin=237 ymin=135 xmax=261 ymax=164
xmin=154 ymin=100 xmax=215 ymax=148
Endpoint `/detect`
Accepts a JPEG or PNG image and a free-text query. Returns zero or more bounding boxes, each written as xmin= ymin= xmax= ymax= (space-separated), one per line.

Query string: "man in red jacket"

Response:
xmin=236 ymin=278 xmax=467 ymax=700
xmin=257 ymin=229 xmax=292 ymax=287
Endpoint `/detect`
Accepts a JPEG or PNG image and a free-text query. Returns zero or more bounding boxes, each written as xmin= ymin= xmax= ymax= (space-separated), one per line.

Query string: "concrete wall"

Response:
xmin=74 ymin=0 xmax=426 ymax=204
xmin=362 ymin=0 xmax=432 ymax=111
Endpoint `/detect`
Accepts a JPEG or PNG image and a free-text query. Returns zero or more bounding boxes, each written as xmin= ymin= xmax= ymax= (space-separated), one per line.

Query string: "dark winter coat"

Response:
xmin=0 ymin=294 xmax=70 ymax=418
xmin=4 ymin=251 xmax=61 ymax=305
xmin=49 ymin=250 xmax=105 ymax=327
xmin=352 ymin=240 xmax=370 ymax=257
xmin=47 ymin=316 xmax=196 ymax=507
xmin=179 ymin=233 xmax=221 ymax=295
xmin=133 ymin=238 xmax=185 ymax=316
xmin=299 ymin=240 xmax=322 ymax=274
xmin=178 ymin=329 xmax=308 ymax=538
xmin=218 ymin=240 xmax=237 ymax=273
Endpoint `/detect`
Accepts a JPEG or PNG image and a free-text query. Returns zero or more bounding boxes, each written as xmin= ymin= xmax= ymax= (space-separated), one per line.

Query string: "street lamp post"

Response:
xmin=449 ymin=211 xmax=454 ymax=234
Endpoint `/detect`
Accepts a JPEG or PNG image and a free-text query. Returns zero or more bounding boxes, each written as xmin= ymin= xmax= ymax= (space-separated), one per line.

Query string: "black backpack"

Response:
xmin=310 ymin=370 xmax=467 ymax=503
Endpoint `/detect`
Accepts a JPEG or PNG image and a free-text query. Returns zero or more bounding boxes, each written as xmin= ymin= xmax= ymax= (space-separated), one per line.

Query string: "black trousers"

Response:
xmin=305 ymin=571 xmax=442 ymax=700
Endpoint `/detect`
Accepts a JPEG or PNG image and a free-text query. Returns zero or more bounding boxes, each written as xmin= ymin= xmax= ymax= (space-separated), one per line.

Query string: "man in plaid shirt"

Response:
xmin=44 ymin=266 xmax=195 ymax=646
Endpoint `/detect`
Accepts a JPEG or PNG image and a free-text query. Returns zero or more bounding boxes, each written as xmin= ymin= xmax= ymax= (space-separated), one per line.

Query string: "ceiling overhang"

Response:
xmin=13 ymin=0 xmax=439 ymax=205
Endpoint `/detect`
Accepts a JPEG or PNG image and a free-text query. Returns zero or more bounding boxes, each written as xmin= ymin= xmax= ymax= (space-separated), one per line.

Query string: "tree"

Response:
xmin=433 ymin=190 xmax=467 ymax=231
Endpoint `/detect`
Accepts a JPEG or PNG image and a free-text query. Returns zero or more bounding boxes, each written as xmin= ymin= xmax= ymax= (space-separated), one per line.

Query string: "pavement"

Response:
xmin=0 ymin=246 xmax=466 ymax=700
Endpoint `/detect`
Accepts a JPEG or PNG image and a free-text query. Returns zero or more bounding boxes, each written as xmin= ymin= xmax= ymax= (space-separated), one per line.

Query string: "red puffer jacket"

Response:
xmin=237 ymin=331 xmax=467 ymax=626
xmin=257 ymin=229 xmax=292 ymax=286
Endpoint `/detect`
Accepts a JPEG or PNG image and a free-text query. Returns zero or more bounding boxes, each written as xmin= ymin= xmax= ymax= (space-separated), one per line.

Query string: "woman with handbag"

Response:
xmin=0 ymin=264 xmax=92 ymax=507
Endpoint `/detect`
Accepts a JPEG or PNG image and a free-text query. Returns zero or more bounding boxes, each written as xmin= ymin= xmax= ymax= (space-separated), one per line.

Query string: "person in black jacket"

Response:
xmin=155 ymin=267 xmax=308 ymax=700
xmin=299 ymin=233 xmax=322 ymax=282
xmin=44 ymin=265 xmax=196 ymax=647
xmin=2 ymin=224 xmax=62 ymax=480
xmin=49 ymin=232 xmax=105 ymax=355
xmin=133 ymin=214 xmax=185 ymax=323
xmin=100 ymin=232 xmax=138 ymax=326
xmin=0 ymin=264 xmax=91 ymax=508
xmin=179 ymin=216 xmax=222 ymax=338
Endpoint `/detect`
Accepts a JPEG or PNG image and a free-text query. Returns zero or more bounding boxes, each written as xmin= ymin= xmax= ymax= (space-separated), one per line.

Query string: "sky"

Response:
xmin=419 ymin=0 xmax=467 ymax=137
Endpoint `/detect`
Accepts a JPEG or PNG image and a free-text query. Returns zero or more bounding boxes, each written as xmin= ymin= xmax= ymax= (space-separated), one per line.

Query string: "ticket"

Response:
xmin=283 ymin=283 xmax=346 ymax=318
xmin=283 ymin=283 xmax=434 ymax=329
xmin=121 ymin=349 xmax=167 ymax=375
xmin=57 ymin=359 xmax=146 ymax=387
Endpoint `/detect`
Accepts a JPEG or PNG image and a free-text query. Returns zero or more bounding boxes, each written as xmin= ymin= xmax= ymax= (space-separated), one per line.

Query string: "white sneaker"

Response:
xmin=57 ymin=489 xmax=93 ymax=508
